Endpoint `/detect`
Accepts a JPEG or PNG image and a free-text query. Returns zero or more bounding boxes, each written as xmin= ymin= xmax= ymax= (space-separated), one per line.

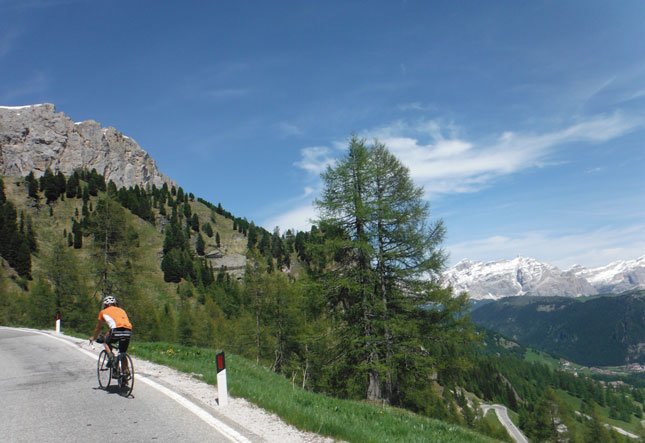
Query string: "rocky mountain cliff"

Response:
xmin=571 ymin=256 xmax=645 ymax=294
xmin=0 ymin=104 xmax=173 ymax=188
xmin=444 ymin=256 xmax=645 ymax=300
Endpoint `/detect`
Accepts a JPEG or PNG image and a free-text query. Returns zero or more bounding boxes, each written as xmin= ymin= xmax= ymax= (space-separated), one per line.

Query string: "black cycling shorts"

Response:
xmin=106 ymin=327 xmax=132 ymax=353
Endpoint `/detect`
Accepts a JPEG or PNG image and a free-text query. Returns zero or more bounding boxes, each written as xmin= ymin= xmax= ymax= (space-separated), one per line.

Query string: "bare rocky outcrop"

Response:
xmin=0 ymin=103 xmax=173 ymax=188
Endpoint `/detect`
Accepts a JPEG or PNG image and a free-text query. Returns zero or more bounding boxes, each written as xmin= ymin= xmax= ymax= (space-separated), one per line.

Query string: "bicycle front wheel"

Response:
xmin=97 ymin=350 xmax=111 ymax=388
xmin=118 ymin=353 xmax=134 ymax=397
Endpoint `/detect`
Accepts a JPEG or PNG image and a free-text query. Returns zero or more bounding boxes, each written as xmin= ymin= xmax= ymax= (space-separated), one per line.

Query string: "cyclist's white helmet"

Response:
xmin=103 ymin=295 xmax=117 ymax=307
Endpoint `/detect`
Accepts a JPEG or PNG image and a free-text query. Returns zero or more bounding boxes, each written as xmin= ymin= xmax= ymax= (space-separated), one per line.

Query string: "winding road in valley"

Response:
xmin=0 ymin=327 xmax=252 ymax=443
xmin=481 ymin=404 xmax=528 ymax=443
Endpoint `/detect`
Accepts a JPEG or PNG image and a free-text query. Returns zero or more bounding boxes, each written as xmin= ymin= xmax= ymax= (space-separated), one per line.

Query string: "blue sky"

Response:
xmin=1 ymin=1 xmax=644 ymax=268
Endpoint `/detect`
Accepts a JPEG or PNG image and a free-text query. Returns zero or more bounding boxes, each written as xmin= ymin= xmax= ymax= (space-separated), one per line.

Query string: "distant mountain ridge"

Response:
xmin=470 ymin=292 xmax=645 ymax=366
xmin=443 ymin=256 xmax=645 ymax=300
xmin=0 ymin=104 xmax=173 ymax=189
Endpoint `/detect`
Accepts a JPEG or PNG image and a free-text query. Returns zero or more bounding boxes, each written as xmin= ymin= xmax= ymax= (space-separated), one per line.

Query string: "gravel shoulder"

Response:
xmin=56 ymin=330 xmax=336 ymax=443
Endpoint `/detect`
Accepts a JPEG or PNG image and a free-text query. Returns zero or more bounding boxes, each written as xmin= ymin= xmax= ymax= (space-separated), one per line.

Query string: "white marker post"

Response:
xmin=55 ymin=312 xmax=61 ymax=335
xmin=216 ymin=352 xmax=228 ymax=406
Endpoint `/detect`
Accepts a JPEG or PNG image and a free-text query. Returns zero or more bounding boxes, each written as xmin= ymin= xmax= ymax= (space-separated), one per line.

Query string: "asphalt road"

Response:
xmin=0 ymin=327 xmax=245 ymax=443
xmin=481 ymin=404 xmax=529 ymax=443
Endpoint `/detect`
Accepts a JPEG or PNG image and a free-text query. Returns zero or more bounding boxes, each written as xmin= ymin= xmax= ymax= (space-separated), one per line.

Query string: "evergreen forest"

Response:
xmin=0 ymin=138 xmax=643 ymax=442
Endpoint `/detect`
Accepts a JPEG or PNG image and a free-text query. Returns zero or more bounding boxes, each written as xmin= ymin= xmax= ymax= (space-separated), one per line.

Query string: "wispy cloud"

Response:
xmin=180 ymin=61 xmax=251 ymax=101
xmin=262 ymin=203 xmax=317 ymax=233
xmin=0 ymin=28 xmax=21 ymax=58
xmin=277 ymin=121 xmax=303 ymax=137
xmin=1 ymin=71 xmax=48 ymax=102
xmin=361 ymin=112 xmax=642 ymax=195
xmin=294 ymin=146 xmax=336 ymax=175
xmin=0 ymin=0 xmax=81 ymax=10
xmin=270 ymin=112 xmax=644 ymax=240
xmin=206 ymin=88 xmax=250 ymax=99
xmin=397 ymin=102 xmax=437 ymax=112
xmin=446 ymin=224 xmax=645 ymax=269
xmin=624 ymin=89 xmax=645 ymax=103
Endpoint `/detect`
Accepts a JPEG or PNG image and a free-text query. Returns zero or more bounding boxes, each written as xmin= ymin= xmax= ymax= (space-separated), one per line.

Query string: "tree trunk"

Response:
xmin=367 ymin=369 xmax=381 ymax=401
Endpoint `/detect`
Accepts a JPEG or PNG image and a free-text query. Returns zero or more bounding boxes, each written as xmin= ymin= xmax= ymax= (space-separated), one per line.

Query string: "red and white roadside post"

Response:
xmin=55 ymin=312 xmax=61 ymax=335
xmin=216 ymin=352 xmax=228 ymax=406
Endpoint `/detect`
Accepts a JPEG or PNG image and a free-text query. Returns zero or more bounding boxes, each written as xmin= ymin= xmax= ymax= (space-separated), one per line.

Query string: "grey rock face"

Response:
xmin=444 ymin=255 xmax=645 ymax=300
xmin=0 ymin=104 xmax=173 ymax=188
xmin=443 ymin=257 xmax=598 ymax=300
xmin=573 ymin=256 xmax=645 ymax=294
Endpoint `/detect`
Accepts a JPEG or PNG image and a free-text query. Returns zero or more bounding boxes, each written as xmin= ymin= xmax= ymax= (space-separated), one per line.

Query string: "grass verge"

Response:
xmin=130 ymin=341 xmax=497 ymax=443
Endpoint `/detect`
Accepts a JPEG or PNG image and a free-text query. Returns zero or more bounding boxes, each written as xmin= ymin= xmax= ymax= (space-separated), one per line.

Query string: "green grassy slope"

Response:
xmin=2 ymin=175 xmax=251 ymax=303
xmin=131 ymin=341 xmax=498 ymax=443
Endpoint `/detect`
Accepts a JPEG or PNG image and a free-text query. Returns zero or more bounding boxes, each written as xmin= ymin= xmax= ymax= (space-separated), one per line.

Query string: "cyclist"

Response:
xmin=90 ymin=294 xmax=133 ymax=373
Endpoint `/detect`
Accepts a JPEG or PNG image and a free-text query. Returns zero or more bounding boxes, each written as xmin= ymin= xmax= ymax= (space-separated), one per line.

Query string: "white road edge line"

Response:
xmin=1 ymin=327 xmax=251 ymax=443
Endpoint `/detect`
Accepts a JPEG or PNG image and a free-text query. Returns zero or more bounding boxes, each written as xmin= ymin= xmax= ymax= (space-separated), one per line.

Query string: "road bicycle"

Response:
xmin=91 ymin=334 xmax=135 ymax=397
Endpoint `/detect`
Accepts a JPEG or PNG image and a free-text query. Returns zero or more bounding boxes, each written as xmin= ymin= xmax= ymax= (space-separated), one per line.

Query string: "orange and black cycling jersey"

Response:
xmin=98 ymin=306 xmax=132 ymax=330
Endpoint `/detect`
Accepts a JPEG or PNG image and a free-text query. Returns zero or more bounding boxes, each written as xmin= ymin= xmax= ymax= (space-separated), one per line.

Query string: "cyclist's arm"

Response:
xmin=90 ymin=318 xmax=105 ymax=341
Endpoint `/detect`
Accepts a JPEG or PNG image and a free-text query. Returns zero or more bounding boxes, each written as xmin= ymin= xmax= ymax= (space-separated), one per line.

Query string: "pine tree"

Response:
xmin=42 ymin=168 xmax=59 ymax=203
xmin=66 ymin=172 xmax=80 ymax=198
xmin=26 ymin=172 xmax=39 ymax=199
xmin=25 ymin=215 xmax=37 ymax=253
xmin=27 ymin=277 xmax=56 ymax=327
xmin=183 ymin=202 xmax=192 ymax=219
xmin=39 ymin=167 xmax=53 ymax=192
xmin=161 ymin=249 xmax=183 ymax=283
xmin=247 ymin=223 xmax=257 ymax=249
xmin=0 ymin=177 xmax=5 ymax=204
xmin=107 ymin=180 xmax=118 ymax=197
xmin=55 ymin=171 xmax=66 ymax=197
xmin=258 ymin=231 xmax=271 ymax=257
xmin=196 ymin=233 xmax=205 ymax=256
xmin=44 ymin=239 xmax=92 ymax=331
xmin=191 ymin=213 xmax=200 ymax=232
xmin=158 ymin=198 xmax=166 ymax=216
xmin=87 ymin=170 xmax=99 ymax=196
xmin=14 ymin=235 xmax=32 ymax=279
xmin=89 ymin=196 xmax=136 ymax=294
xmin=72 ymin=219 xmax=82 ymax=249
xmin=311 ymin=136 xmax=474 ymax=403
xmin=0 ymin=189 xmax=33 ymax=279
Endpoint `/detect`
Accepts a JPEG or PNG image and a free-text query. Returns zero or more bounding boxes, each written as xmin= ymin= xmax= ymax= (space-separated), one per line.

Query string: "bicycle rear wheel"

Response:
xmin=97 ymin=350 xmax=111 ymax=388
xmin=117 ymin=353 xmax=134 ymax=397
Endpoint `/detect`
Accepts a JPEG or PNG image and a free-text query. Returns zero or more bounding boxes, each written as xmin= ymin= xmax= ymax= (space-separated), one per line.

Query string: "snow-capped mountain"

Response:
xmin=443 ymin=256 xmax=645 ymax=300
xmin=572 ymin=256 xmax=645 ymax=294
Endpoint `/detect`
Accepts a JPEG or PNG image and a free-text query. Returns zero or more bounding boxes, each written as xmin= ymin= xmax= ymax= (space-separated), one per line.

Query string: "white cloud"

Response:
xmin=361 ymin=112 xmax=642 ymax=196
xmin=625 ymin=89 xmax=645 ymax=102
xmin=295 ymin=146 xmax=336 ymax=174
xmin=277 ymin=121 xmax=303 ymax=137
xmin=446 ymin=224 xmax=645 ymax=269
xmin=262 ymin=203 xmax=317 ymax=233
xmin=274 ymin=112 xmax=644 ymax=253
xmin=397 ymin=102 xmax=437 ymax=112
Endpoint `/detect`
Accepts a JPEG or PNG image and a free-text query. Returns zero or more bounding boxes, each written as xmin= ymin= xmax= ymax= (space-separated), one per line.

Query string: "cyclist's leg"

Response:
xmin=119 ymin=336 xmax=131 ymax=373
xmin=103 ymin=329 xmax=114 ymax=356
